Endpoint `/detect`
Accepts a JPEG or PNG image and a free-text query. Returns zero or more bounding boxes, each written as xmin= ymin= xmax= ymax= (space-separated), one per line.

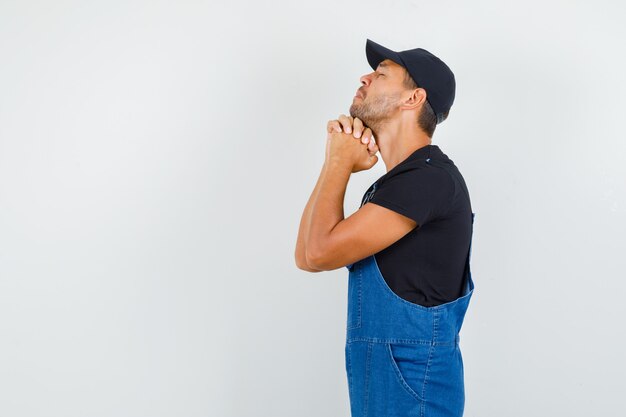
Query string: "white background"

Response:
xmin=1 ymin=1 xmax=625 ymax=416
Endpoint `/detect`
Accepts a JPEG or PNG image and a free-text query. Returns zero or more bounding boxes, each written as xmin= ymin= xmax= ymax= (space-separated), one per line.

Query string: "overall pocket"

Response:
xmin=386 ymin=342 xmax=431 ymax=403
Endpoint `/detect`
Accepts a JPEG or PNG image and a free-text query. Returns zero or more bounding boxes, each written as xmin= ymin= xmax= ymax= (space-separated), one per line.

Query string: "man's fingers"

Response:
xmin=360 ymin=128 xmax=373 ymax=145
xmin=352 ymin=117 xmax=364 ymax=138
xmin=367 ymin=139 xmax=378 ymax=153
xmin=327 ymin=117 xmax=371 ymax=145
xmin=366 ymin=131 xmax=376 ymax=151
xmin=367 ymin=143 xmax=379 ymax=157
xmin=327 ymin=120 xmax=342 ymax=133
xmin=338 ymin=114 xmax=353 ymax=134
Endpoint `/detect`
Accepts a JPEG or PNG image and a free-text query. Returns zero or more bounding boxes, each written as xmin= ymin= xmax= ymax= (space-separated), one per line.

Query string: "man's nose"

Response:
xmin=359 ymin=74 xmax=371 ymax=85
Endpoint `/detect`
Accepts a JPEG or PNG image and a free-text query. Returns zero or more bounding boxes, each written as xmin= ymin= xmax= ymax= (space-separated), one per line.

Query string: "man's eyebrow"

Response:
xmin=377 ymin=62 xmax=390 ymax=69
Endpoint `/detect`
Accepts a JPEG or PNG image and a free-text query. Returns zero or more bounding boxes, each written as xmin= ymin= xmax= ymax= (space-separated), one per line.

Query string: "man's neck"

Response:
xmin=376 ymin=129 xmax=432 ymax=173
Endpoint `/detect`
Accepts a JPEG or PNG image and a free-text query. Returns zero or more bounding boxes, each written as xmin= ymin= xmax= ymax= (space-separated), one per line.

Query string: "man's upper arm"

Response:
xmin=306 ymin=202 xmax=417 ymax=271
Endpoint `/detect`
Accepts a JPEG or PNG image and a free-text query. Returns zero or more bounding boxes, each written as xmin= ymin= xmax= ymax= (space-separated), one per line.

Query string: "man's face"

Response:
xmin=349 ymin=59 xmax=408 ymax=129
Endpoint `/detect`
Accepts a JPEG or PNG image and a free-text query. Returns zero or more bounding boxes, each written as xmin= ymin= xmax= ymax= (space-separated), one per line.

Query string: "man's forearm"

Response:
xmin=295 ymin=163 xmax=329 ymax=271
xmin=306 ymin=159 xmax=352 ymax=266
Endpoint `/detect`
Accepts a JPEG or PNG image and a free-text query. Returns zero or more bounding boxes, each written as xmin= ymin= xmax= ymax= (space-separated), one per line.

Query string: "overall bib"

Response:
xmin=344 ymin=158 xmax=475 ymax=417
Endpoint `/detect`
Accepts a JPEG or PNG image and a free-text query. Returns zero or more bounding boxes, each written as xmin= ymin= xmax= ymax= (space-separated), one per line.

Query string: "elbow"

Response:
xmin=306 ymin=236 xmax=335 ymax=270
xmin=305 ymin=248 xmax=326 ymax=271
xmin=295 ymin=256 xmax=312 ymax=271
xmin=295 ymin=250 xmax=323 ymax=272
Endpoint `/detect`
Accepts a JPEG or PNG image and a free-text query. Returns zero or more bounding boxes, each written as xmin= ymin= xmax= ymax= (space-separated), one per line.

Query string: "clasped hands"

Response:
xmin=326 ymin=115 xmax=379 ymax=173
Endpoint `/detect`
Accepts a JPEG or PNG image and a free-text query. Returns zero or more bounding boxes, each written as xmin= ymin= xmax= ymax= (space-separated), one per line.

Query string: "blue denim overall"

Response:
xmin=344 ymin=158 xmax=475 ymax=417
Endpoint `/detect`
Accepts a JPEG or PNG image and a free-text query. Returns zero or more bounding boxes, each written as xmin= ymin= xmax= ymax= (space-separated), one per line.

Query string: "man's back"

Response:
xmin=362 ymin=144 xmax=473 ymax=307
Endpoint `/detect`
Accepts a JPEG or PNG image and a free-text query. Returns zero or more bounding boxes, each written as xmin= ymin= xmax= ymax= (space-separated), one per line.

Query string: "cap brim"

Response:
xmin=366 ymin=38 xmax=404 ymax=71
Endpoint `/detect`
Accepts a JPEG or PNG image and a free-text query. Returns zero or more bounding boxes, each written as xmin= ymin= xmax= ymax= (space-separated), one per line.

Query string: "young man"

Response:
xmin=295 ymin=38 xmax=475 ymax=417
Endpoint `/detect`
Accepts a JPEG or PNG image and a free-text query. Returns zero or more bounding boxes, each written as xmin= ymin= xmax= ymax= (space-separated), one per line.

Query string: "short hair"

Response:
xmin=402 ymin=69 xmax=449 ymax=138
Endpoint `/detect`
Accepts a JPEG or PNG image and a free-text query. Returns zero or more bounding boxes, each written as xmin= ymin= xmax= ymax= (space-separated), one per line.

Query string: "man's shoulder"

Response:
xmin=383 ymin=157 xmax=455 ymax=187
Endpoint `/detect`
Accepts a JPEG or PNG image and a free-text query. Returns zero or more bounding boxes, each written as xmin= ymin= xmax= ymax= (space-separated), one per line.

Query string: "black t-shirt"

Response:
xmin=360 ymin=144 xmax=473 ymax=307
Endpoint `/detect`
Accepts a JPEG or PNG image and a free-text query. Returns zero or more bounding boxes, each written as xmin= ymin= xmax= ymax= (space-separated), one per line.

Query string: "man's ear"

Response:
xmin=403 ymin=88 xmax=426 ymax=110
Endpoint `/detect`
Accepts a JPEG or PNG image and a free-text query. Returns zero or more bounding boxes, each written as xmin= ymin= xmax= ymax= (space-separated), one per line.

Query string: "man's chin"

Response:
xmin=350 ymin=113 xmax=368 ymax=126
xmin=348 ymin=106 xmax=361 ymax=121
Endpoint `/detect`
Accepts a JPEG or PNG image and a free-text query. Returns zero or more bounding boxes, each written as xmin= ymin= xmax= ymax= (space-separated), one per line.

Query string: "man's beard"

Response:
xmin=349 ymin=92 xmax=401 ymax=135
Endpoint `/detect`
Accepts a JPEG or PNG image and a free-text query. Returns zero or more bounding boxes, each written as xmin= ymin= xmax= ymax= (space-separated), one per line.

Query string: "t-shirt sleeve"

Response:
xmin=367 ymin=168 xmax=455 ymax=227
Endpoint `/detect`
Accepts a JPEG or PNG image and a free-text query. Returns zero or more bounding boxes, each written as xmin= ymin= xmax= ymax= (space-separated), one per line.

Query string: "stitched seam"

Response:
xmin=346 ymin=343 xmax=353 ymax=402
xmin=420 ymin=313 xmax=439 ymax=409
xmin=363 ymin=342 xmax=373 ymax=417
xmin=357 ymin=267 xmax=362 ymax=328
xmin=347 ymin=266 xmax=363 ymax=330
xmin=346 ymin=336 xmax=455 ymax=346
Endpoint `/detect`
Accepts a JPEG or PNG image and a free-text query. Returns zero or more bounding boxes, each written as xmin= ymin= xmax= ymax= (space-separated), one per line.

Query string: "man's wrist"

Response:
xmin=324 ymin=157 xmax=353 ymax=175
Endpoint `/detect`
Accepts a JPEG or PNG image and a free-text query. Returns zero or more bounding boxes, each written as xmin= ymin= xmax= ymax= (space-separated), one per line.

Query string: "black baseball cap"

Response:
xmin=365 ymin=38 xmax=456 ymax=124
